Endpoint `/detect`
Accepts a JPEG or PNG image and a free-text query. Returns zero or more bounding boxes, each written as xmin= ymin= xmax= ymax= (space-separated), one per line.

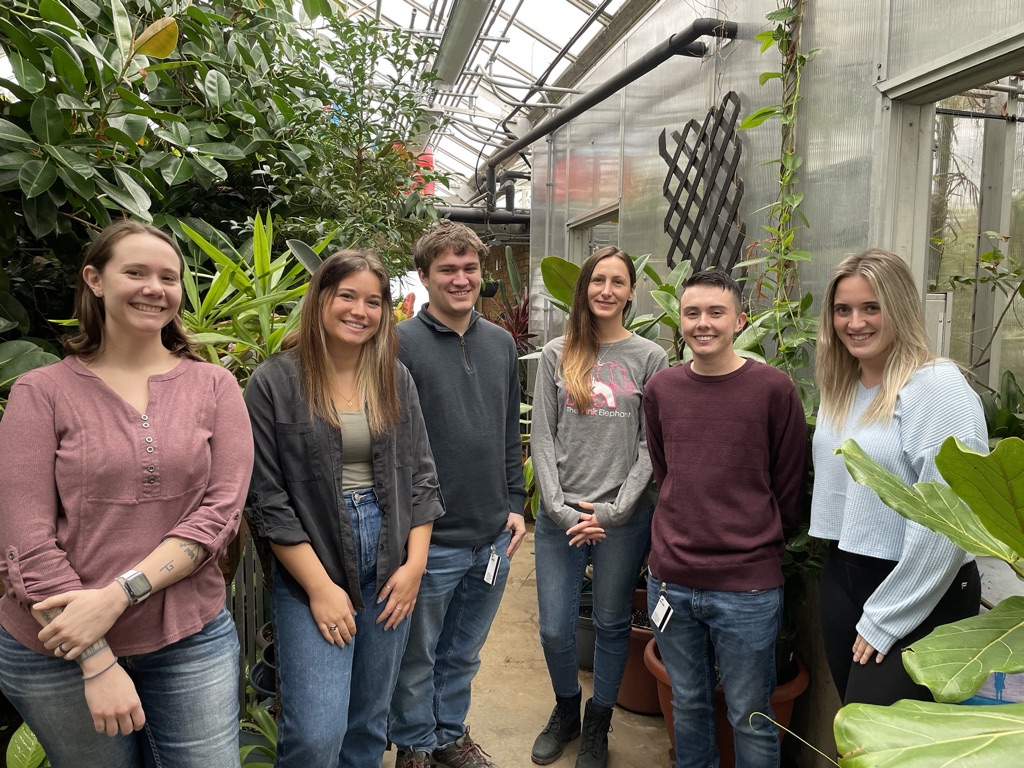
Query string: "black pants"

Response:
xmin=818 ymin=541 xmax=980 ymax=706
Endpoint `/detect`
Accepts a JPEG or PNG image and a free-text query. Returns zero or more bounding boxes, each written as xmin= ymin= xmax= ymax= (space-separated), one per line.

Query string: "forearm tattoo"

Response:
xmin=38 ymin=607 xmax=64 ymax=623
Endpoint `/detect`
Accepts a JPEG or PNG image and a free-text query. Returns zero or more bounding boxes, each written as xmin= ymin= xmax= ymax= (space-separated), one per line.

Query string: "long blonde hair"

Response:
xmin=285 ymin=250 xmax=400 ymax=435
xmin=815 ymin=249 xmax=932 ymax=430
xmin=561 ymin=247 xmax=636 ymax=412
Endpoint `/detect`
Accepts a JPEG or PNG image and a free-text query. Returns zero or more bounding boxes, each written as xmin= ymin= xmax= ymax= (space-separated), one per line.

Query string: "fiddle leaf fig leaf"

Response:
xmin=835 ymin=699 xmax=1024 ymax=767
xmin=935 ymin=436 xmax=1024 ymax=558
xmin=902 ymin=596 xmax=1024 ymax=702
xmin=837 ymin=438 xmax=1018 ymax=564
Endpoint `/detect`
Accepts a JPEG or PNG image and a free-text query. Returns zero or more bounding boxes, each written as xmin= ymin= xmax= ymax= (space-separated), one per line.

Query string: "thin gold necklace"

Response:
xmin=337 ymin=386 xmax=360 ymax=408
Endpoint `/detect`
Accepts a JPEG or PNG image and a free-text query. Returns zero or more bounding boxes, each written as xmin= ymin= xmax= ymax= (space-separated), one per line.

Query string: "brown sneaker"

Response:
xmin=432 ymin=728 xmax=498 ymax=768
xmin=396 ymin=749 xmax=436 ymax=768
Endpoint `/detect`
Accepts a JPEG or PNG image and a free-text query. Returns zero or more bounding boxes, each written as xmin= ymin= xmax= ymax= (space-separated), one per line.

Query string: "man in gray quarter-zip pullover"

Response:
xmin=389 ymin=221 xmax=526 ymax=768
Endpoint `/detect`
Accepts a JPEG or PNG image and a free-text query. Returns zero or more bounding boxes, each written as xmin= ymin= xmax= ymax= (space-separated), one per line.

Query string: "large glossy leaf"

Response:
xmin=0 ymin=344 xmax=60 ymax=387
xmin=45 ymin=145 xmax=95 ymax=177
xmin=56 ymin=165 xmax=95 ymax=198
xmin=109 ymin=0 xmax=132 ymax=60
xmin=30 ymin=98 xmax=67 ymax=144
xmin=133 ymin=18 xmax=178 ymax=58
xmin=191 ymin=142 xmax=245 ymax=160
xmin=113 ymin=167 xmax=152 ymax=212
xmin=159 ymin=155 xmax=193 ymax=185
xmin=0 ymin=152 xmax=36 ymax=170
xmin=936 ymin=436 xmax=1024 ymax=557
xmin=39 ymin=0 xmax=80 ymax=30
xmin=22 ymin=193 xmax=57 ymax=238
xmin=51 ymin=45 xmax=89 ymax=95
xmin=0 ymin=19 xmax=45 ymax=70
xmin=837 ymin=438 xmax=1018 ymax=564
xmin=18 ymin=160 xmax=57 ymax=198
xmin=68 ymin=0 xmax=101 ymax=19
xmin=203 ymin=71 xmax=232 ymax=108
xmin=8 ymin=53 xmax=45 ymax=94
xmin=540 ymin=256 xmax=579 ymax=310
xmin=154 ymin=122 xmax=191 ymax=148
xmin=903 ymin=596 xmax=1024 ymax=702
xmin=0 ymin=293 xmax=31 ymax=331
xmin=0 ymin=119 xmax=33 ymax=145
xmin=835 ymin=699 xmax=1024 ymax=767
xmin=650 ymin=290 xmax=680 ymax=329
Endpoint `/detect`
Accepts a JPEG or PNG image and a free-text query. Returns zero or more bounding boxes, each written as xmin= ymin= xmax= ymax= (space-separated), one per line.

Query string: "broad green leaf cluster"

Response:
xmin=835 ymin=436 xmax=1024 ymax=765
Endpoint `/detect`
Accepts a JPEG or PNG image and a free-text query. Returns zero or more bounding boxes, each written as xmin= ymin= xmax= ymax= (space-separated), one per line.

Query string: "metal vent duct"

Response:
xmin=432 ymin=0 xmax=492 ymax=88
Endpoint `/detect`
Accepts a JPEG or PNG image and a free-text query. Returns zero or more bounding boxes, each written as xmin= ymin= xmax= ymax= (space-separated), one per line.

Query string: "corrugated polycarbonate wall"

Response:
xmin=888 ymin=0 xmax=1023 ymax=78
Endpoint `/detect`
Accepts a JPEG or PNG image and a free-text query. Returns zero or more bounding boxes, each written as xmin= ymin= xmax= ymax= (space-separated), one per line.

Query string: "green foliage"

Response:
xmin=239 ymin=701 xmax=277 ymax=766
xmin=0 ymin=268 xmax=60 ymax=417
xmin=935 ymin=231 xmax=1024 ymax=375
xmin=5 ymin=722 xmax=46 ymax=768
xmin=835 ymin=699 xmax=1024 ymax=767
xmin=982 ymin=370 xmax=1024 ymax=443
xmin=737 ymin=0 xmax=819 ymax=417
xmin=178 ymin=212 xmax=330 ymax=388
xmin=834 ymin=436 xmax=1024 ymax=764
xmin=0 ymin=0 xmax=446 ymax=347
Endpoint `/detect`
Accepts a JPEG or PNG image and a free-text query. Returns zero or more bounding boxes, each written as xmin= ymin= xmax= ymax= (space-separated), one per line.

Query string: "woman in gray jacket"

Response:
xmin=244 ymin=250 xmax=444 ymax=768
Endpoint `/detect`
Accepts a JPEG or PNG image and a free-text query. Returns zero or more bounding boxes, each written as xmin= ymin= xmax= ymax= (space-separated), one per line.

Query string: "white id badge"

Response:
xmin=484 ymin=547 xmax=499 ymax=585
xmin=651 ymin=595 xmax=673 ymax=630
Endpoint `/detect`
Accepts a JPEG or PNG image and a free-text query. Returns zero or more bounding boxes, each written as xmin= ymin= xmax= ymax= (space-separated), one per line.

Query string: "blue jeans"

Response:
xmin=274 ymin=489 xmax=411 ymax=768
xmin=0 ymin=608 xmax=240 ymax=768
xmin=649 ymin=576 xmax=782 ymax=768
xmin=535 ymin=505 xmax=652 ymax=707
xmin=389 ymin=527 xmax=512 ymax=752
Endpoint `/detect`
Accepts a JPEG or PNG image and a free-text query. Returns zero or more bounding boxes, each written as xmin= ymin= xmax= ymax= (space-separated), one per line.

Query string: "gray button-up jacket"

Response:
xmin=244 ymin=350 xmax=444 ymax=610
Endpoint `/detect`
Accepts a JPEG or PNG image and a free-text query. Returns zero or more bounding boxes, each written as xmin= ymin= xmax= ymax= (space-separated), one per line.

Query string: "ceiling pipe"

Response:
xmin=436 ymin=205 xmax=530 ymax=224
xmin=483 ymin=18 xmax=738 ymax=208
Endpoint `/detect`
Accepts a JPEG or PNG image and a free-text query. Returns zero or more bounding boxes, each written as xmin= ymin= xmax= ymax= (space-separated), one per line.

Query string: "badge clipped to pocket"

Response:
xmin=484 ymin=545 xmax=499 ymax=585
xmin=651 ymin=594 xmax=673 ymax=631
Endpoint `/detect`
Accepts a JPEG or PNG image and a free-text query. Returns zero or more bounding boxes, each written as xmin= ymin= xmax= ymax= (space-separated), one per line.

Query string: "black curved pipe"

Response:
xmin=484 ymin=18 xmax=739 ymax=208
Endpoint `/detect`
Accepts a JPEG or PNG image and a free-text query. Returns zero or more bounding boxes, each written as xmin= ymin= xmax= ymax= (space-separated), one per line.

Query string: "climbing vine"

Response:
xmin=738 ymin=0 xmax=819 ymax=413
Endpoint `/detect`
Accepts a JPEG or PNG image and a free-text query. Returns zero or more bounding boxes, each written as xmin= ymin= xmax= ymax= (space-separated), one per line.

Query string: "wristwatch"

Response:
xmin=115 ymin=570 xmax=152 ymax=606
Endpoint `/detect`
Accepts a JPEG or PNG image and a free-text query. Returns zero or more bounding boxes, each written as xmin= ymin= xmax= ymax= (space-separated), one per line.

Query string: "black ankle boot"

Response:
xmin=531 ymin=691 xmax=582 ymax=764
xmin=575 ymin=698 xmax=613 ymax=768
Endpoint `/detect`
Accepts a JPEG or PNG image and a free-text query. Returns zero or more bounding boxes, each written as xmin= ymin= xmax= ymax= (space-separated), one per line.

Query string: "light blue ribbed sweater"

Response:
xmin=810 ymin=360 xmax=987 ymax=654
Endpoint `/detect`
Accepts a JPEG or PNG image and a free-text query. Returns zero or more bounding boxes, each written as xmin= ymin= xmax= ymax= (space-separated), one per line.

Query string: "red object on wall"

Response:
xmin=414 ymin=144 xmax=435 ymax=196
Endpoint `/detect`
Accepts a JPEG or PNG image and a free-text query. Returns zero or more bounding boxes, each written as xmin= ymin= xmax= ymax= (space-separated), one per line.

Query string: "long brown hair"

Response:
xmin=815 ymin=249 xmax=932 ymax=430
xmin=285 ymin=250 xmax=400 ymax=435
xmin=561 ymin=246 xmax=636 ymax=412
xmin=63 ymin=220 xmax=199 ymax=360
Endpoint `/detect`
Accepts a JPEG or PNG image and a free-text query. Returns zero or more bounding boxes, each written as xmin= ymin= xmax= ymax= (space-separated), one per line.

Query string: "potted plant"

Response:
xmin=832 ymin=435 xmax=1024 ymax=764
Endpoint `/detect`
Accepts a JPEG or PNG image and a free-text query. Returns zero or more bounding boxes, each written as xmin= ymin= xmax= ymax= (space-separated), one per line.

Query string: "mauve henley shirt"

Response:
xmin=0 ymin=357 xmax=253 ymax=657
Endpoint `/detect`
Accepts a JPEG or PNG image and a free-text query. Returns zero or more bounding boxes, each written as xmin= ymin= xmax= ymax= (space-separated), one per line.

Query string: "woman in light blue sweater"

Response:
xmin=811 ymin=248 xmax=986 ymax=706
xmin=530 ymin=247 xmax=667 ymax=768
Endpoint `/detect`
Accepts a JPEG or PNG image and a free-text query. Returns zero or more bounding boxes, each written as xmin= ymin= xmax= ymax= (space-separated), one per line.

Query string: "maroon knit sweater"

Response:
xmin=643 ymin=360 xmax=807 ymax=591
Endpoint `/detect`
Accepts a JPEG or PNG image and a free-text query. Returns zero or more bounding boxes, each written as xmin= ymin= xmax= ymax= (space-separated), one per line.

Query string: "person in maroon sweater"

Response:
xmin=643 ymin=269 xmax=807 ymax=768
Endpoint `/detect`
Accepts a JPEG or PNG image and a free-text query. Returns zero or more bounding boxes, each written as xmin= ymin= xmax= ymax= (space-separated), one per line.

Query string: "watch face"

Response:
xmin=126 ymin=571 xmax=152 ymax=598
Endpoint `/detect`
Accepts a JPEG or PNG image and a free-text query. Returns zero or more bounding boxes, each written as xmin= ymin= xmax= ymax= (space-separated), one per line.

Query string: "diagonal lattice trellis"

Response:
xmin=659 ymin=91 xmax=746 ymax=272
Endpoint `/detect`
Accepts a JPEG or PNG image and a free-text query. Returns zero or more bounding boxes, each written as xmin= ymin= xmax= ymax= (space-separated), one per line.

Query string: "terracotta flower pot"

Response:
xmin=615 ymin=590 xmax=661 ymax=715
xmin=643 ymin=638 xmax=810 ymax=767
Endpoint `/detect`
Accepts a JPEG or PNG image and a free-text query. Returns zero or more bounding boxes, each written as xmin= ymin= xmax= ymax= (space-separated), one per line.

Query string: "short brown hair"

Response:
xmin=413 ymin=221 xmax=486 ymax=274
xmin=63 ymin=220 xmax=199 ymax=361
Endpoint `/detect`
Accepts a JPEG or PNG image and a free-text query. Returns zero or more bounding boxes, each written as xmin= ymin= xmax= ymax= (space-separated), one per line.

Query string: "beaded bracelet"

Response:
xmin=82 ymin=657 xmax=119 ymax=681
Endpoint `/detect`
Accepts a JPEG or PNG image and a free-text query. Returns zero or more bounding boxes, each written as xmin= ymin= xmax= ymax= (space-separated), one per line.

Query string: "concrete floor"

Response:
xmin=384 ymin=525 xmax=674 ymax=768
